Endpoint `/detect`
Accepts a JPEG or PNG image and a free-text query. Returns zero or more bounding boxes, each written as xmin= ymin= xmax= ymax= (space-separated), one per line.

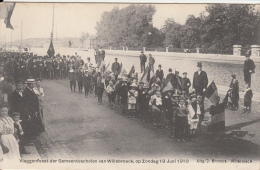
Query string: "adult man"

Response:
xmin=111 ymin=58 xmax=121 ymax=80
xmin=139 ymin=51 xmax=147 ymax=73
xmin=9 ymin=80 xmax=31 ymax=154
xmin=243 ymin=53 xmax=255 ymax=87
xmin=156 ymin=64 xmax=164 ymax=82
xmin=148 ymin=54 xmax=155 ymax=73
xmin=192 ymin=62 xmax=208 ymax=133
xmin=23 ymin=79 xmax=45 ymax=143
xmin=192 ymin=62 xmax=208 ymax=96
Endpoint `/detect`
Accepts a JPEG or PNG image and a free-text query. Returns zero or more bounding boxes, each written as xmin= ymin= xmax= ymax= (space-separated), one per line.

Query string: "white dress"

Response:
xmin=0 ymin=117 xmax=20 ymax=162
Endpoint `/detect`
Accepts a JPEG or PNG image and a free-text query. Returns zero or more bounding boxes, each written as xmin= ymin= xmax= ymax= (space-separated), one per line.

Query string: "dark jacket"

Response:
xmin=156 ymin=69 xmax=164 ymax=81
xmin=83 ymin=74 xmax=91 ymax=86
xmin=96 ymin=82 xmax=104 ymax=96
xmin=23 ymin=87 xmax=40 ymax=116
xmin=9 ymin=90 xmax=28 ymax=120
xmin=182 ymin=77 xmax=191 ymax=90
xmin=243 ymin=59 xmax=256 ymax=74
xmin=192 ymin=71 xmax=208 ymax=90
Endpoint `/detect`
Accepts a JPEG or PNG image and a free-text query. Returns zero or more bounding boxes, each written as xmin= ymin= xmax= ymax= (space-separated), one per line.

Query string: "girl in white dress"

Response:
xmin=0 ymin=104 xmax=20 ymax=161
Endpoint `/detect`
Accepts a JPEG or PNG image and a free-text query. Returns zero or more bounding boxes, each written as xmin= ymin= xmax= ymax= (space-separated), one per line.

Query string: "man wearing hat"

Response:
xmin=192 ymin=62 xmax=208 ymax=96
xmin=23 ymin=79 xmax=45 ymax=143
xmin=192 ymin=62 xmax=208 ymax=133
xmin=139 ymin=51 xmax=147 ymax=73
xmin=9 ymin=80 xmax=31 ymax=146
xmin=243 ymin=52 xmax=255 ymax=87
xmin=111 ymin=58 xmax=121 ymax=81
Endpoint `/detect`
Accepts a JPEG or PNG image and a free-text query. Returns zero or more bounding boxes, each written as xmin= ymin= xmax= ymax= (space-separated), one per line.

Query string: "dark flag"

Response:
xmin=205 ymin=81 xmax=219 ymax=105
xmin=0 ymin=2 xmax=16 ymax=30
xmin=207 ymin=102 xmax=226 ymax=133
xmin=128 ymin=65 xmax=135 ymax=77
xmin=47 ymin=38 xmax=55 ymax=57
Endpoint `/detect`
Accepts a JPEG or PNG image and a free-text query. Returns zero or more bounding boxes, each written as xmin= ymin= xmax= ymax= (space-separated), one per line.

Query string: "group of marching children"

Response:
xmin=97 ymin=69 xmax=203 ymax=142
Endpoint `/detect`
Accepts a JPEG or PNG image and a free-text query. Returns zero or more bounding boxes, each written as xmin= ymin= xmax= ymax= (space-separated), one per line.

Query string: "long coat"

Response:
xmin=23 ymin=87 xmax=45 ymax=134
xmin=111 ymin=62 xmax=121 ymax=75
xmin=192 ymin=71 xmax=208 ymax=95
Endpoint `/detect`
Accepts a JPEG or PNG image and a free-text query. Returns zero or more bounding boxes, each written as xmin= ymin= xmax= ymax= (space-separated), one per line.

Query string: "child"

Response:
xmin=174 ymin=97 xmax=188 ymax=142
xmin=12 ymin=112 xmax=30 ymax=155
xmin=181 ymin=72 xmax=191 ymax=97
xmin=106 ymin=80 xmax=116 ymax=109
xmin=128 ymin=84 xmax=138 ymax=118
xmin=77 ymin=68 xmax=84 ymax=93
xmin=0 ymin=104 xmax=20 ymax=161
xmin=96 ymin=79 xmax=105 ymax=105
xmin=187 ymin=94 xmax=200 ymax=141
xmin=150 ymin=90 xmax=163 ymax=128
xmin=243 ymin=84 xmax=253 ymax=114
xmin=68 ymin=67 xmax=76 ymax=92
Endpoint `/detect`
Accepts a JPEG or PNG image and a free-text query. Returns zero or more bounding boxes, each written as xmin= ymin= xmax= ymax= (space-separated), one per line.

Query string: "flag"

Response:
xmin=205 ymin=81 xmax=219 ymax=105
xmin=162 ymin=80 xmax=174 ymax=93
xmin=119 ymin=63 xmax=127 ymax=76
xmin=141 ymin=65 xmax=154 ymax=83
xmin=128 ymin=65 xmax=135 ymax=77
xmin=207 ymin=102 xmax=225 ymax=132
xmin=99 ymin=61 xmax=107 ymax=74
xmin=47 ymin=38 xmax=55 ymax=57
xmin=0 ymin=2 xmax=16 ymax=30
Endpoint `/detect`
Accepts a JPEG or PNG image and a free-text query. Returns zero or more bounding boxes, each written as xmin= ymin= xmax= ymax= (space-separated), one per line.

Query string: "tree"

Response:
xmin=161 ymin=18 xmax=184 ymax=48
xmin=95 ymin=5 xmax=156 ymax=47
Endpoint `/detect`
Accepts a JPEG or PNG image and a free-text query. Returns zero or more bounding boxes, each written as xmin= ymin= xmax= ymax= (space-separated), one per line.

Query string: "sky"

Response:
xmin=0 ymin=3 xmax=208 ymax=43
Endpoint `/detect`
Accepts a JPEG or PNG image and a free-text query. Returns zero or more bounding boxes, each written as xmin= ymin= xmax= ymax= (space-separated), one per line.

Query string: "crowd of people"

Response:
xmin=0 ymin=48 xmax=256 ymax=162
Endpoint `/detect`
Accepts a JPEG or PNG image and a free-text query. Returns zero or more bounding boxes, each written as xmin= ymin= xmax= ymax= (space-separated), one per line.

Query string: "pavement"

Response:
xmin=20 ymin=79 xmax=260 ymax=163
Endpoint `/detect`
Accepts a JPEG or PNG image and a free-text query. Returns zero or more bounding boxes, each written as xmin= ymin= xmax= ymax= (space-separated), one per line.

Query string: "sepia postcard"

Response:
xmin=0 ymin=1 xmax=259 ymax=169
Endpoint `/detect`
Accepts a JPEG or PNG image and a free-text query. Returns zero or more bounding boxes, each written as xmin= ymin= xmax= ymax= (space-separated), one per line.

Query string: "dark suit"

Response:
xmin=23 ymin=87 xmax=45 ymax=136
xmin=243 ymin=59 xmax=255 ymax=86
xmin=192 ymin=70 xmax=208 ymax=131
xmin=192 ymin=71 xmax=208 ymax=96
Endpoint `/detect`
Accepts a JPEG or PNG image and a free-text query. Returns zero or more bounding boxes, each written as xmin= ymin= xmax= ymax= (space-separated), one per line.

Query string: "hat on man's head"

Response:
xmin=138 ymin=81 xmax=144 ymax=85
xmin=183 ymin=72 xmax=187 ymax=75
xmin=122 ymin=77 xmax=128 ymax=82
xmin=17 ymin=79 xmax=25 ymax=84
xmin=197 ymin=62 xmax=202 ymax=68
xmin=12 ymin=112 xmax=20 ymax=117
xmin=35 ymin=78 xmax=42 ymax=82
xmin=26 ymin=79 xmax=35 ymax=84
xmin=141 ymin=51 xmax=144 ymax=53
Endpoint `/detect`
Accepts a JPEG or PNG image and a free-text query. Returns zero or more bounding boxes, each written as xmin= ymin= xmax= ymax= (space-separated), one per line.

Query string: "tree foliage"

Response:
xmin=96 ymin=4 xmax=259 ymax=51
xmin=96 ymin=5 xmax=160 ymax=47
